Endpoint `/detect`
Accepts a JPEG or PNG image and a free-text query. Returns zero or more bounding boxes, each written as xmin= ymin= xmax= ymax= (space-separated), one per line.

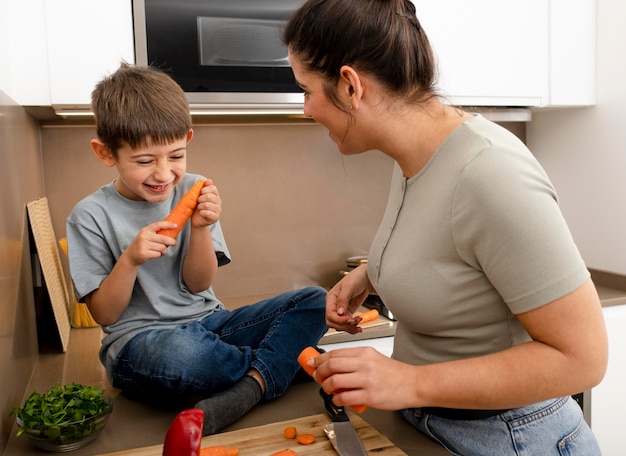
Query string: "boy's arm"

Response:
xmin=182 ymin=225 xmax=218 ymax=292
xmin=182 ymin=179 xmax=221 ymax=292
xmin=86 ymin=221 xmax=177 ymax=325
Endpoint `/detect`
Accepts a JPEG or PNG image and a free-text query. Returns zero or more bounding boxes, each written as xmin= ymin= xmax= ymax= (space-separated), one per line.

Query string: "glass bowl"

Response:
xmin=16 ymin=396 xmax=112 ymax=452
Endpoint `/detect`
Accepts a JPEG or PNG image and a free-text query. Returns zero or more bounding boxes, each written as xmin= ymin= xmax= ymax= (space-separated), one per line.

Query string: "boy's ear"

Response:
xmin=186 ymin=129 xmax=194 ymax=144
xmin=90 ymin=139 xmax=116 ymax=167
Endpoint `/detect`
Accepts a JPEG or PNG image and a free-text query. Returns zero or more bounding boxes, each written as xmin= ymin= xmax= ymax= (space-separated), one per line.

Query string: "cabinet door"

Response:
xmin=0 ymin=0 xmax=49 ymax=106
xmin=412 ymin=0 xmax=548 ymax=106
xmin=591 ymin=305 xmax=626 ymax=455
xmin=44 ymin=0 xmax=135 ymax=108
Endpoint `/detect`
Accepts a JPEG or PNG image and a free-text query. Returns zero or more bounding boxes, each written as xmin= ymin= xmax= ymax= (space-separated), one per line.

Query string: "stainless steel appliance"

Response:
xmin=132 ymin=0 xmax=307 ymax=114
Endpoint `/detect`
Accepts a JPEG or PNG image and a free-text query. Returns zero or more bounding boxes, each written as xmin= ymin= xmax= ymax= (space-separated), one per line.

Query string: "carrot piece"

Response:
xmin=297 ymin=346 xmax=368 ymax=414
xmin=283 ymin=426 xmax=297 ymax=439
xmin=270 ymin=450 xmax=298 ymax=456
xmin=357 ymin=308 xmax=379 ymax=326
xmin=297 ymin=346 xmax=321 ymax=378
xmin=198 ymin=446 xmax=239 ymax=456
xmin=296 ymin=433 xmax=316 ymax=445
xmin=157 ymin=179 xmax=205 ymax=238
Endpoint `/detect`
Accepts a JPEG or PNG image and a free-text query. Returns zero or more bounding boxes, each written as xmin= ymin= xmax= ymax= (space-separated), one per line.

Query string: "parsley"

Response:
xmin=10 ymin=383 xmax=110 ymax=445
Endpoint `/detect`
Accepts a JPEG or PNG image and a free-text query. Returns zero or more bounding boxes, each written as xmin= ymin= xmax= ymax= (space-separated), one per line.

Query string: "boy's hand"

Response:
xmin=125 ymin=221 xmax=178 ymax=266
xmin=192 ymin=179 xmax=222 ymax=228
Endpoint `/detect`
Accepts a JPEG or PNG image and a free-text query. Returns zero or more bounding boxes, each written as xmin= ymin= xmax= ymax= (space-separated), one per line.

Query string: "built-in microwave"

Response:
xmin=132 ymin=0 xmax=307 ymax=115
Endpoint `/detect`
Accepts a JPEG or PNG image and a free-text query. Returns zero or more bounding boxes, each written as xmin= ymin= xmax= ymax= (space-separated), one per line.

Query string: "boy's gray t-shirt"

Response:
xmin=368 ymin=115 xmax=589 ymax=366
xmin=66 ymin=173 xmax=231 ymax=376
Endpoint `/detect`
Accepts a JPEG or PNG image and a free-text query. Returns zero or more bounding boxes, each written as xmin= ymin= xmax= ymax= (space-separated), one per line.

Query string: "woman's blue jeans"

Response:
xmin=400 ymin=396 xmax=601 ymax=455
xmin=111 ymin=286 xmax=327 ymax=405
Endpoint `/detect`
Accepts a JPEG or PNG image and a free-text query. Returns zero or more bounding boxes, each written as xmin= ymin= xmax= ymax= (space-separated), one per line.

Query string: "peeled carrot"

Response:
xmin=296 ymin=434 xmax=316 ymax=445
xmin=157 ymin=179 xmax=205 ymax=238
xmin=198 ymin=446 xmax=239 ymax=456
xmin=283 ymin=426 xmax=297 ymax=439
xmin=297 ymin=347 xmax=367 ymax=413
xmin=270 ymin=450 xmax=298 ymax=456
xmin=297 ymin=346 xmax=322 ymax=378
xmin=357 ymin=308 xmax=379 ymax=326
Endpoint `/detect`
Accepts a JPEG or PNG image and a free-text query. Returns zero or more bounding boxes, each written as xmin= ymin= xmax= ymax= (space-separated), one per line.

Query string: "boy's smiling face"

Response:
xmin=91 ymin=130 xmax=193 ymax=202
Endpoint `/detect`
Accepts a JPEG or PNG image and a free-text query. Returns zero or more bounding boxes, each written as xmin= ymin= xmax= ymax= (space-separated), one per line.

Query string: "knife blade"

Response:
xmin=319 ymin=387 xmax=368 ymax=456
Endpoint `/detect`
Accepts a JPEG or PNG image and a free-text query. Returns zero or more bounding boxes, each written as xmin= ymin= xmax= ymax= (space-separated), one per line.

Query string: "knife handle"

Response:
xmin=319 ymin=388 xmax=350 ymax=422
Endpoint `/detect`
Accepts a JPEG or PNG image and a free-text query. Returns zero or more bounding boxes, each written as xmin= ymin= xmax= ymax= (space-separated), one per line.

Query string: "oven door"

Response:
xmin=134 ymin=0 xmax=302 ymax=95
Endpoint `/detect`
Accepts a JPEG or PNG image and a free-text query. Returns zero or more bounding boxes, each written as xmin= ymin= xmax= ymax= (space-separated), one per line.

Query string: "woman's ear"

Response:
xmin=339 ymin=65 xmax=363 ymax=109
xmin=90 ymin=139 xmax=116 ymax=167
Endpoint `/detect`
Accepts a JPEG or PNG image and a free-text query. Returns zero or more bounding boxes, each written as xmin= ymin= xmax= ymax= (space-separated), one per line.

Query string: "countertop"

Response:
xmin=6 ymin=282 xmax=625 ymax=456
xmin=3 ymin=327 xmax=445 ymax=456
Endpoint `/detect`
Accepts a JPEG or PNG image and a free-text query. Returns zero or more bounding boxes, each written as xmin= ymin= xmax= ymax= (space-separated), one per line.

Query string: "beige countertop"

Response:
xmin=4 ymin=327 xmax=445 ymax=456
xmin=7 ymin=280 xmax=625 ymax=456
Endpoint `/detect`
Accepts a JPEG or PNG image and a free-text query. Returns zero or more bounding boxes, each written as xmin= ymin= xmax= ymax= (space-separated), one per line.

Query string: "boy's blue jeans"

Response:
xmin=111 ymin=286 xmax=327 ymax=405
xmin=400 ymin=395 xmax=601 ymax=455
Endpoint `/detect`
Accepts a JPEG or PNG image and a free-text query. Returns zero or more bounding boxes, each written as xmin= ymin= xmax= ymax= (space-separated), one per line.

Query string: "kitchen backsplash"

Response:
xmin=41 ymin=120 xmax=526 ymax=299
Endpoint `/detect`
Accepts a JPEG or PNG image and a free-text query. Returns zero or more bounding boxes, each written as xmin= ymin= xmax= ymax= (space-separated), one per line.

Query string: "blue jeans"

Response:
xmin=399 ymin=396 xmax=601 ymax=455
xmin=111 ymin=286 xmax=327 ymax=405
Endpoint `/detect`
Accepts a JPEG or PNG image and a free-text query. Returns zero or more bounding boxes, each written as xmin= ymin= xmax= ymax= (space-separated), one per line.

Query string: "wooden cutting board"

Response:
xmin=97 ymin=412 xmax=407 ymax=455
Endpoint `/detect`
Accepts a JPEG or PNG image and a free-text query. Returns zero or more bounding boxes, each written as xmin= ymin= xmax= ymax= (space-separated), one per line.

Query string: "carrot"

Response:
xmin=198 ymin=446 xmax=239 ymax=456
xmin=297 ymin=346 xmax=368 ymax=414
xmin=357 ymin=308 xmax=379 ymax=326
xmin=283 ymin=426 xmax=297 ymax=439
xmin=297 ymin=346 xmax=322 ymax=378
xmin=157 ymin=179 xmax=205 ymax=238
xmin=270 ymin=450 xmax=298 ymax=456
xmin=296 ymin=434 xmax=316 ymax=445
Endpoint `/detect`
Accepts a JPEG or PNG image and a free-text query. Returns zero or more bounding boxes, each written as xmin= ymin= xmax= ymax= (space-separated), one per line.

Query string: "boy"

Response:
xmin=66 ymin=62 xmax=327 ymax=434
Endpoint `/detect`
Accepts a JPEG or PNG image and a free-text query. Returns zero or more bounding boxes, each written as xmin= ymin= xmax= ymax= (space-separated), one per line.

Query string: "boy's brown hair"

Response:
xmin=91 ymin=62 xmax=191 ymax=156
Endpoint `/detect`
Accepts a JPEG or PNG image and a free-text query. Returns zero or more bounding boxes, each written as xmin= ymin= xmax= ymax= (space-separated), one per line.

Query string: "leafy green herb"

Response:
xmin=10 ymin=383 xmax=110 ymax=444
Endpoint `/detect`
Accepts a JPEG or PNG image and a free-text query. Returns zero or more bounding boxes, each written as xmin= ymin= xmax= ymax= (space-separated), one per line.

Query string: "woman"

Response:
xmin=283 ymin=0 xmax=607 ymax=454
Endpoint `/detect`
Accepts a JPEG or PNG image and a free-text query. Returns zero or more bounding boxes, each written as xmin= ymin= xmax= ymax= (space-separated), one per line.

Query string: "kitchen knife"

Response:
xmin=319 ymin=387 xmax=368 ymax=456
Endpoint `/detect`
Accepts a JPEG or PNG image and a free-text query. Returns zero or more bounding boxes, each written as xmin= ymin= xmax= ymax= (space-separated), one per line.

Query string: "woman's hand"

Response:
xmin=326 ymin=264 xmax=375 ymax=333
xmin=312 ymin=346 xmax=418 ymax=411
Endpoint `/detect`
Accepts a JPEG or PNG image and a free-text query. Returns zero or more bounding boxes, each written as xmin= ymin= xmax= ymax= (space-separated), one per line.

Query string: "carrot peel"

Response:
xmin=157 ymin=179 xmax=205 ymax=238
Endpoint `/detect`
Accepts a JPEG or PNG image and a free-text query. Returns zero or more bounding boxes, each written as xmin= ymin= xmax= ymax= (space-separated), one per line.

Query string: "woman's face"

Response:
xmin=289 ymin=52 xmax=361 ymax=155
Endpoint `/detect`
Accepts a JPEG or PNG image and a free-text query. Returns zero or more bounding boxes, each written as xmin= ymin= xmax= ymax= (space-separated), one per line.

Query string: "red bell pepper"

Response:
xmin=162 ymin=408 xmax=204 ymax=456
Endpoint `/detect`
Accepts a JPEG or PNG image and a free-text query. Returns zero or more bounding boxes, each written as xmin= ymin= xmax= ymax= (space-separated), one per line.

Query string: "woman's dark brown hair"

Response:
xmin=91 ymin=62 xmax=191 ymax=156
xmin=283 ymin=0 xmax=438 ymax=106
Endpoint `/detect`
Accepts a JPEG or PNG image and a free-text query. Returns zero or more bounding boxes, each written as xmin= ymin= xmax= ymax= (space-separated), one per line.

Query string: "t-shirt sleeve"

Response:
xmin=451 ymin=147 xmax=589 ymax=314
xmin=210 ymin=221 xmax=231 ymax=267
xmin=66 ymin=215 xmax=114 ymax=302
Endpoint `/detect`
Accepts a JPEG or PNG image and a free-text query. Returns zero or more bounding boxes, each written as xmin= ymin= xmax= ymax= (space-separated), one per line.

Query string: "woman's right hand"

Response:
xmin=326 ymin=264 xmax=374 ymax=333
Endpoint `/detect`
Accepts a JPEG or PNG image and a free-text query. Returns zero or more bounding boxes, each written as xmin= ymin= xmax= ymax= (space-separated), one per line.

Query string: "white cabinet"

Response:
xmin=2 ymin=0 xmax=595 ymax=111
xmin=590 ymin=304 xmax=626 ymax=456
xmin=412 ymin=0 xmax=595 ymax=107
xmin=0 ymin=0 xmax=50 ymax=106
xmin=1 ymin=0 xmax=134 ymax=109
xmin=45 ymin=0 xmax=135 ymax=110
